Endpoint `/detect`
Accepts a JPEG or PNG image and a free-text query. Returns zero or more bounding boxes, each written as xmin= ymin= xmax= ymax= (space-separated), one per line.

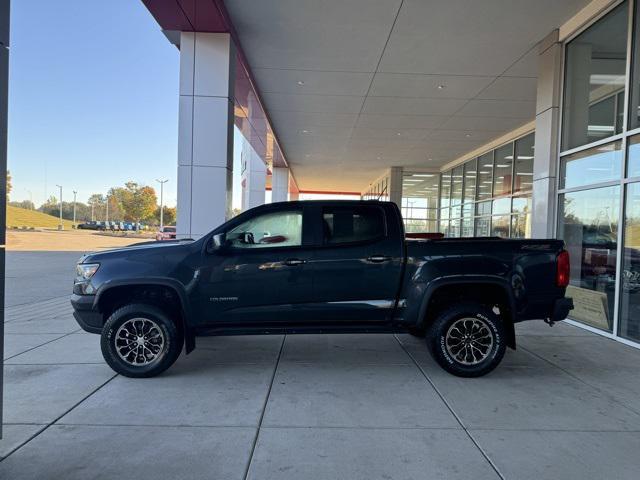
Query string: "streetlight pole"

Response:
xmin=24 ymin=189 xmax=33 ymax=209
xmin=72 ymin=190 xmax=77 ymax=226
xmin=56 ymin=184 xmax=63 ymax=230
xmin=156 ymin=179 xmax=169 ymax=229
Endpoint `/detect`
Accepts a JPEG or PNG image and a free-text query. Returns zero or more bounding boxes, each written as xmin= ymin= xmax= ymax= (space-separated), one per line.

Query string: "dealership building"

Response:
xmin=136 ymin=0 xmax=640 ymax=350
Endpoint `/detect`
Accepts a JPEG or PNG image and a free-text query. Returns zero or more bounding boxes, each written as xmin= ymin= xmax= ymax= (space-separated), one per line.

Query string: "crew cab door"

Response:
xmin=309 ymin=204 xmax=404 ymax=322
xmin=195 ymin=204 xmax=315 ymax=326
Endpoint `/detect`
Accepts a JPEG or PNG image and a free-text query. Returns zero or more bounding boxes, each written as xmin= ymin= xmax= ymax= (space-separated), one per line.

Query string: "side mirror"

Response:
xmin=206 ymin=233 xmax=227 ymax=254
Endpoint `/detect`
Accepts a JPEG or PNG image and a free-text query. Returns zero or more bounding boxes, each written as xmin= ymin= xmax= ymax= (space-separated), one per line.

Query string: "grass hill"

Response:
xmin=7 ymin=205 xmax=76 ymax=229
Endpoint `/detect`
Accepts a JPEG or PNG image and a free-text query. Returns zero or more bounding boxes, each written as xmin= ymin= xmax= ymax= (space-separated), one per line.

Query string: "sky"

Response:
xmin=8 ymin=0 xmax=181 ymax=207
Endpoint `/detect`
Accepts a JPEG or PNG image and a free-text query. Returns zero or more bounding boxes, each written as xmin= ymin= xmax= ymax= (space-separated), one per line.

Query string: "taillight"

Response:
xmin=557 ymin=250 xmax=570 ymax=287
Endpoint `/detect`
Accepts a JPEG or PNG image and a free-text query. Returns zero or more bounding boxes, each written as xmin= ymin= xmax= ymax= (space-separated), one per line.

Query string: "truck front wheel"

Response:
xmin=101 ymin=304 xmax=183 ymax=378
xmin=427 ymin=302 xmax=506 ymax=377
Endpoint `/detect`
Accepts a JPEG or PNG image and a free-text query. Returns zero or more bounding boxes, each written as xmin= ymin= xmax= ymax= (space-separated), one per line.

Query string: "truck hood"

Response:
xmin=78 ymin=239 xmax=196 ymax=264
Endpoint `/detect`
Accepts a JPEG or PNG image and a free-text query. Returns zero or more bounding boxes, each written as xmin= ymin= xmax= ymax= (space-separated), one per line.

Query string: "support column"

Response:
xmin=0 ymin=0 xmax=8 ymax=438
xmin=532 ymin=30 xmax=562 ymax=239
xmin=241 ymin=139 xmax=266 ymax=210
xmin=389 ymin=167 xmax=403 ymax=207
xmin=271 ymin=167 xmax=289 ymax=202
xmin=177 ymin=32 xmax=235 ymax=239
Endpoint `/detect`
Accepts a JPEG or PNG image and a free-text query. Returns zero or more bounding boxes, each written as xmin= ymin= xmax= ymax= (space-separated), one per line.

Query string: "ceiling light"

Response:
xmin=396 ymin=132 xmax=402 ymax=136
xmin=437 ymin=85 xmax=446 ymax=90
xmin=412 ymin=174 xmax=435 ymax=177
xmin=301 ymin=129 xmax=310 ymax=134
xmin=495 ymin=164 xmax=510 ymax=168
xmin=465 ymin=134 xmax=472 ymax=138
xmin=297 ymin=80 xmax=305 ymax=86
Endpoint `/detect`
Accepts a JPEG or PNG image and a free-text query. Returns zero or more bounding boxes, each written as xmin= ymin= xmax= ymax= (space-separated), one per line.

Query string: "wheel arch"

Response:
xmin=94 ymin=278 xmax=195 ymax=353
xmin=417 ymin=276 xmax=516 ymax=349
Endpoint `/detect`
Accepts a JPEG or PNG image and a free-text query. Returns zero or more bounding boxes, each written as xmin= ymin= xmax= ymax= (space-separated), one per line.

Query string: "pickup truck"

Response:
xmin=71 ymin=200 xmax=573 ymax=378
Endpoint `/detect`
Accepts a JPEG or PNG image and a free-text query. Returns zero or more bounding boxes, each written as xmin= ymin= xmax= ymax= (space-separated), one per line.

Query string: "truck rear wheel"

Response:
xmin=427 ymin=302 xmax=506 ymax=377
xmin=101 ymin=304 xmax=182 ymax=378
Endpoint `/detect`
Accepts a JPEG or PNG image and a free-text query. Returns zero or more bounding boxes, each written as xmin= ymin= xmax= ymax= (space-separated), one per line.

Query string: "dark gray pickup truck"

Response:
xmin=71 ymin=200 xmax=572 ymax=378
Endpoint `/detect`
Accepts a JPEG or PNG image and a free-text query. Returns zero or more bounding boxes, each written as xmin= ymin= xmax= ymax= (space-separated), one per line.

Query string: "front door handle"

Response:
xmin=367 ymin=255 xmax=391 ymax=263
xmin=284 ymin=258 xmax=306 ymax=266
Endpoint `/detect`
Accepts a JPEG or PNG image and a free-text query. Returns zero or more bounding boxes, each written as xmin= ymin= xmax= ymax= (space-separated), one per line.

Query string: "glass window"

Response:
xmin=629 ymin=0 xmax=640 ymax=130
xmin=560 ymin=141 xmax=623 ymax=189
xmin=492 ymin=197 xmax=511 ymax=216
xmin=558 ymin=186 xmax=619 ymax=332
xmin=451 ymin=166 xmax=463 ymax=206
xmin=440 ymin=171 xmax=452 ymax=209
xmin=493 ymin=143 xmax=514 ymax=197
xmin=401 ymin=172 xmax=439 ymax=233
xmin=322 ymin=206 xmax=385 ymax=244
xmin=491 ymin=215 xmax=510 ymax=238
xmin=514 ymin=134 xmax=534 ymax=193
xmin=511 ymin=195 xmax=532 ymax=238
xmin=512 ymin=195 xmax=531 ymax=215
xmin=461 ymin=204 xmax=474 ymax=237
xmin=463 ymin=159 xmax=477 ymax=203
xmin=620 ymin=182 xmax=640 ymax=341
xmin=627 ymin=135 xmax=640 ymax=178
xmin=228 ymin=210 xmax=303 ymax=248
xmin=562 ymin=1 xmax=628 ymax=151
xmin=475 ymin=217 xmax=491 ymax=237
xmin=476 ymin=200 xmax=492 ymax=216
xmin=477 ymin=152 xmax=493 ymax=200
xmin=449 ymin=218 xmax=461 ymax=238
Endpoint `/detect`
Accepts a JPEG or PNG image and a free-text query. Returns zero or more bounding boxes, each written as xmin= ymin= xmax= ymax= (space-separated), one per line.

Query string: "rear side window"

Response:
xmin=322 ymin=206 xmax=385 ymax=245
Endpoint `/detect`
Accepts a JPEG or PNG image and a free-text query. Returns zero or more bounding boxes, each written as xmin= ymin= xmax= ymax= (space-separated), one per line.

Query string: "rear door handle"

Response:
xmin=367 ymin=255 xmax=391 ymax=263
xmin=284 ymin=258 xmax=306 ymax=266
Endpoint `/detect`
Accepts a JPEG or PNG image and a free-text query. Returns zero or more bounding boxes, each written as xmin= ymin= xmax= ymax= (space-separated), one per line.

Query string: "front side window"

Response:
xmin=227 ymin=210 xmax=302 ymax=248
xmin=323 ymin=206 xmax=384 ymax=244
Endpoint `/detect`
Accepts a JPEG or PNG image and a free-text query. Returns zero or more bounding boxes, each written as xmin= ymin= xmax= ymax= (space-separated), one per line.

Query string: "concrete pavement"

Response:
xmin=2 ymin=252 xmax=640 ymax=479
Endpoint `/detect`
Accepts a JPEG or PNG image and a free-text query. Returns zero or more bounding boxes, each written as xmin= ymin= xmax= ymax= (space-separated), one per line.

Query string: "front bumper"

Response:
xmin=70 ymin=294 xmax=103 ymax=334
xmin=550 ymin=296 xmax=574 ymax=322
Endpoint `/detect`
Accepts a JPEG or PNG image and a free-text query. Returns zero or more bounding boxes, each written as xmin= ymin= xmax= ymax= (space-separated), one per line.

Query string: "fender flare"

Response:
xmin=416 ymin=275 xmax=517 ymax=349
xmin=94 ymin=277 xmax=196 ymax=354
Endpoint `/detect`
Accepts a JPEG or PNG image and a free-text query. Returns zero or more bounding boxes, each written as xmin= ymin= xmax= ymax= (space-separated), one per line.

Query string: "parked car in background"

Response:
xmin=156 ymin=226 xmax=177 ymax=241
xmin=77 ymin=221 xmax=99 ymax=230
xmin=71 ymin=200 xmax=572 ymax=379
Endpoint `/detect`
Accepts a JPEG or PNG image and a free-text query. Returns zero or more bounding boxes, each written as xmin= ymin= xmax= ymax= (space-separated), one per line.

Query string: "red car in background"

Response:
xmin=155 ymin=226 xmax=177 ymax=241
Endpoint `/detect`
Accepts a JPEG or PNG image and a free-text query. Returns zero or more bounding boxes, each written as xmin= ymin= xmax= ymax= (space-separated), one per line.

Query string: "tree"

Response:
xmin=118 ymin=182 xmax=157 ymax=224
xmin=155 ymin=205 xmax=176 ymax=226
xmin=87 ymin=194 xmax=105 ymax=221
xmin=6 ymin=170 xmax=11 ymax=201
xmin=9 ymin=200 xmax=35 ymax=210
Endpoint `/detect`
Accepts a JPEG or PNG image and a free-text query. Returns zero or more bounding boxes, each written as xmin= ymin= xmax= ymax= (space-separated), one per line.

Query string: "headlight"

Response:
xmin=75 ymin=263 xmax=100 ymax=283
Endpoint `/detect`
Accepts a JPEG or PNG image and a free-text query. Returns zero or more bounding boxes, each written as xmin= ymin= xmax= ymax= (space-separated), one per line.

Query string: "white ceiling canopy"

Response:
xmin=225 ymin=0 xmax=591 ymax=192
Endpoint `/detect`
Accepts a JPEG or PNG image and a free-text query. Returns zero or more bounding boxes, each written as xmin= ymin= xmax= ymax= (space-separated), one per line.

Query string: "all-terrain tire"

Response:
xmin=101 ymin=303 xmax=183 ymax=378
xmin=427 ymin=302 xmax=506 ymax=377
